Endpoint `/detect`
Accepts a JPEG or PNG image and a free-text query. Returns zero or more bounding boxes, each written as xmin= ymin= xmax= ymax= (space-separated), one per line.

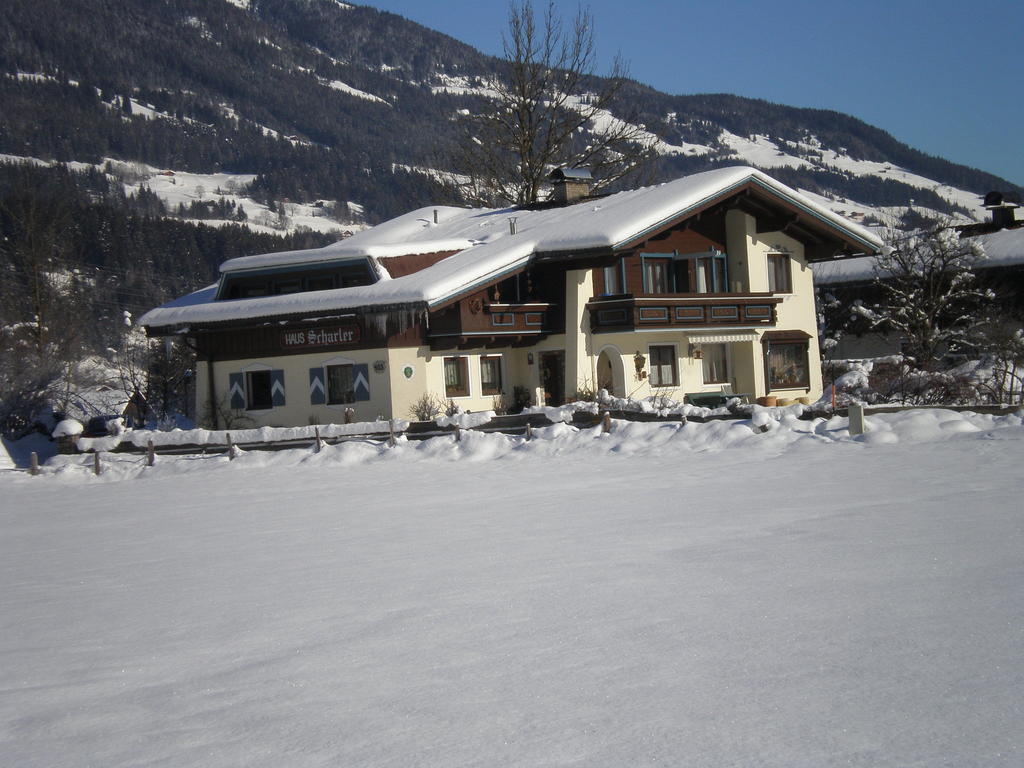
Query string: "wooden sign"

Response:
xmin=281 ymin=325 xmax=360 ymax=350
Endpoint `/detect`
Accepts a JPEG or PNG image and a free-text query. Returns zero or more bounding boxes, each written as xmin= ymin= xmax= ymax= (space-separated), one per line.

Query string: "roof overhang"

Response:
xmin=612 ymin=177 xmax=882 ymax=260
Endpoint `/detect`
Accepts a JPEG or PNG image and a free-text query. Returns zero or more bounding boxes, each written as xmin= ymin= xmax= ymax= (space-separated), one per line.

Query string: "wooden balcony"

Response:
xmin=587 ymin=293 xmax=781 ymax=333
xmin=427 ymin=301 xmax=563 ymax=350
xmin=482 ymin=302 xmax=562 ymax=334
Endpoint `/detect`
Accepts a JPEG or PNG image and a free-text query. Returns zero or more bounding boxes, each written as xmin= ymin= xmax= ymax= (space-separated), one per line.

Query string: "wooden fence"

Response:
xmin=14 ymin=402 xmax=1020 ymax=476
xmin=70 ymin=403 xmax=1023 ymax=459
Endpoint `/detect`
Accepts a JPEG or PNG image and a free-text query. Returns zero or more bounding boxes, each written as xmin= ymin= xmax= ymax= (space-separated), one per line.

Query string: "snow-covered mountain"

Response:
xmin=2 ymin=0 xmax=1018 ymax=234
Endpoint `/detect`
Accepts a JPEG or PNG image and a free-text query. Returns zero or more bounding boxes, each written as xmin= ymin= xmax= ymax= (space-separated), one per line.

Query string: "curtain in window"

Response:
xmin=702 ymin=343 xmax=729 ymax=384
xmin=326 ymin=364 xmax=354 ymax=404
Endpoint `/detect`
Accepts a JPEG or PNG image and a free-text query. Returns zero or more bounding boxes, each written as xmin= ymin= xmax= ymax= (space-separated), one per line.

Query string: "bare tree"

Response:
xmin=0 ymin=166 xmax=87 ymax=435
xmin=455 ymin=1 xmax=656 ymax=206
xmin=853 ymin=225 xmax=992 ymax=368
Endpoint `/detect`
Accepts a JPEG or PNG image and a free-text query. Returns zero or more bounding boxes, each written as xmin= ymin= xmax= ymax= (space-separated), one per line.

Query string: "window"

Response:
xmin=694 ymin=255 xmax=727 ymax=294
xmin=767 ymin=253 xmax=792 ymax=293
xmin=480 ymin=356 xmax=503 ymax=395
xmin=766 ymin=342 xmax=809 ymax=389
xmin=326 ymin=364 xmax=354 ymax=404
xmin=648 ymin=345 xmax=677 ymax=387
xmin=643 ymin=258 xmax=672 ymax=294
xmin=305 ymin=275 xmax=337 ymax=292
xmin=602 ymin=263 xmax=622 ymax=294
xmin=273 ymin=279 xmax=302 ymax=295
xmin=236 ymin=283 xmax=269 ymax=298
xmin=642 ymin=250 xmax=728 ymax=295
xmin=444 ymin=356 xmax=469 ymax=397
xmin=702 ymin=343 xmax=729 ymax=384
xmin=246 ymin=370 xmax=273 ymax=410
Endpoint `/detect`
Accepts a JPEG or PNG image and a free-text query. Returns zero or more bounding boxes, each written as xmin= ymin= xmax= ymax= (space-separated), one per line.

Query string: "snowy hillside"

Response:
xmin=4 ymin=0 xmax=1017 ymax=237
xmin=2 ymin=409 xmax=1023 ymax=766
xmin=0 ymin=153 xmax=363 ymax=237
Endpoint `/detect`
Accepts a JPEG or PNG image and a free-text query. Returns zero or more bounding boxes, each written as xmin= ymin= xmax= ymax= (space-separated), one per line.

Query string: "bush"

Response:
xmin=408 ymin=393 xmax=445 ymax=421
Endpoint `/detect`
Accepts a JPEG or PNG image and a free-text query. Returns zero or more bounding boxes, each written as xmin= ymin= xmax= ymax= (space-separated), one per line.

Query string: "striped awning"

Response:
xmin=688 ymin=331 xmax=759 ymax=344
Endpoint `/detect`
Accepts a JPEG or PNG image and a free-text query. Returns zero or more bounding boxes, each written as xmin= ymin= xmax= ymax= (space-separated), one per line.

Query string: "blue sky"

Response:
xmin=365 ymin=0 xmax=1023 ymax=188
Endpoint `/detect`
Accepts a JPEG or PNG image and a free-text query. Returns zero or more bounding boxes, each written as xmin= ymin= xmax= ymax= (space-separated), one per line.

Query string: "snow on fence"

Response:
xmin=64 ymin=405 xmax=788 ymax=458
xmin=56 ymin=402 xmax=1024 ymax=464
xmin=73 ymin=419 xmax=410 ymax=455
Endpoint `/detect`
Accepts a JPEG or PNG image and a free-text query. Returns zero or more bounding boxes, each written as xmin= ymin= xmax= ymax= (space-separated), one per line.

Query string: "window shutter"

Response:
xmin=228 ymin=372 xmax=245 ymax=410
xmin=309 ymin=367 xmax=325 ymax=405
xmin=353 ymin=363 xmax=370 ymax=401
xmin=271 ymin=369 xmax=286 ymax=407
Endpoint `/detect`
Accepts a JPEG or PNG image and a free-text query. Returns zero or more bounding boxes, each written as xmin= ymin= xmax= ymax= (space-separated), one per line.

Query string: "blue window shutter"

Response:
xmin=309 ymin=367 xmax=325 ymax=405
xmin=353 ymin=363 xmax=370 ymax=401
xmin=271 ymin=369 xmax=286 ymax=407
xmin=228 ymin=372 xmax=245 ymax=410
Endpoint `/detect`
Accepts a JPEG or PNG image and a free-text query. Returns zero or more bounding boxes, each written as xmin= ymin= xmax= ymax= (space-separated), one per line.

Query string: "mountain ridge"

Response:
xmin=1 ymin=0 xmax=1019 ymax=222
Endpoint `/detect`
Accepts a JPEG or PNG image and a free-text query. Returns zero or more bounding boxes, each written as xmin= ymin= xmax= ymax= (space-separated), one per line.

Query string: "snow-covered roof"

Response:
xmin=813 ymin=225 xmax=1024 ymax=286
xmin=62 ymin=385 xmax=134 ymax=421
xmin=141 ymin=166 xmax=884 ymax=329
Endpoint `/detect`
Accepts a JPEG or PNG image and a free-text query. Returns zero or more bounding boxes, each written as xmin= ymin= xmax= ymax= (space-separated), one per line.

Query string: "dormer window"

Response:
xmin=218 ymin=259 xmax=374 ymax=301
xmin=273 ymin=279 xmax=303 ymax=295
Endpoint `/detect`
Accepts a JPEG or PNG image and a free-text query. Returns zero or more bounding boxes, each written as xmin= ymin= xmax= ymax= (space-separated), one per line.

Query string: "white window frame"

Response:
xmin=700 ymin=343 xmax=731 ymax=386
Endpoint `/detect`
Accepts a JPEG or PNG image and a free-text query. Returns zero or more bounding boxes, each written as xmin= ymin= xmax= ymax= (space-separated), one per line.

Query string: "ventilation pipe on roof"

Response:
xmin=432 ymin=209 xmax=438 ymax=224
xmin=509 ymin=217 xmax=518 ymax=235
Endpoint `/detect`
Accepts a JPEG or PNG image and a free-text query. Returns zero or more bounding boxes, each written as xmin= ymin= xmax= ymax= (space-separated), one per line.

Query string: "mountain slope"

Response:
xmin=2 ymin=0 xmax=1019 ymax=226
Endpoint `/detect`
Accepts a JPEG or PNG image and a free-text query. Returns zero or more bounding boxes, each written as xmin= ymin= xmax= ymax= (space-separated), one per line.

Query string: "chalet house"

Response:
xmin=140 ymin=167 xmax=883 ymax=427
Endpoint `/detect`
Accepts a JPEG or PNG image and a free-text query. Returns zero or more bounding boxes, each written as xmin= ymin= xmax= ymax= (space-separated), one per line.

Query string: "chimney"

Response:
xmin=983 ymin=190 xmax=1020 ymax=229
xmin=548 ymin=167 xmax=593 ymax=204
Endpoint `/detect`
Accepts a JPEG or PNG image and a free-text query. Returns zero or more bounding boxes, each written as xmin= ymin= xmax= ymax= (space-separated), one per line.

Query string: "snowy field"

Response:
xmin=2 ymin=410 xmax=1022 ymax=767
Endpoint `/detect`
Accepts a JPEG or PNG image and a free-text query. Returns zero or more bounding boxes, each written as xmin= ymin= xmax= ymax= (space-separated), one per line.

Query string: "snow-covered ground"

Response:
xmin=2 ymin=409 xmax=1022 ymax=766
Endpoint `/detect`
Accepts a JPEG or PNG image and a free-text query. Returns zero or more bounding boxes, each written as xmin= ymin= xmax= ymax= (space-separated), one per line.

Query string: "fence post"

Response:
xmin=526 ymin=421 xmax=533 ymax=441
xmin=147 ymin=440 xmax=155 ymax=467
xmin=454 ymin=423 xmax=461 ymax=443
xmin=93 ymin=451 xmax=101 ymax=476
xmin=314 ymin=427 xmax=323 ymax=453
xmin=388 ymin=419 xmax=397 ymax=448
xmin=602 ymin=411 xmax=612 ymax=434
xmin=227 ymin=432 xmax=235 ymax=460
xmin=30 ymin=452 xmax=39 ymax=476
xmin=848 ymin=403 xmax=866 ymax=436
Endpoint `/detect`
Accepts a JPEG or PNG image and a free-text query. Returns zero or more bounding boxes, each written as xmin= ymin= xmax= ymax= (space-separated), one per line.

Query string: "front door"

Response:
xmin=540 ymin=351 xmax=565 ymax=406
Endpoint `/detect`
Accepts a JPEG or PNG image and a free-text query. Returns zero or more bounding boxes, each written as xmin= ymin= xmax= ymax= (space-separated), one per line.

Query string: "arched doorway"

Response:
xmin=596 ymin=346 xmax=624 ymax=397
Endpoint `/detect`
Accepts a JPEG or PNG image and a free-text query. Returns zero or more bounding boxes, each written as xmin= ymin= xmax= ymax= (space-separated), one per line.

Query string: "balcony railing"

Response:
xmin=427 ymin=302 xmax=563 ymax=348
xmin=588 ymin=294 xmax=780 ymax=333
xmin=483 ymin=302 xmax=561 ymax=334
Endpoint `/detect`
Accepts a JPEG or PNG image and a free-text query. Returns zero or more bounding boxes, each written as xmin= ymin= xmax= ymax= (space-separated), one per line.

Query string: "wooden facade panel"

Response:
xmin=637 ymin=227 xmax=723 ymax=256
xmin=611 ymin=227 xmax=726 ymax=296
xmin=196 ymin=319 xmax=394 ymax=361
xmin=675 ymin=306 xmax=705 ymax=321
xmin=638 ymin=307 xmax=670 ymax=322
